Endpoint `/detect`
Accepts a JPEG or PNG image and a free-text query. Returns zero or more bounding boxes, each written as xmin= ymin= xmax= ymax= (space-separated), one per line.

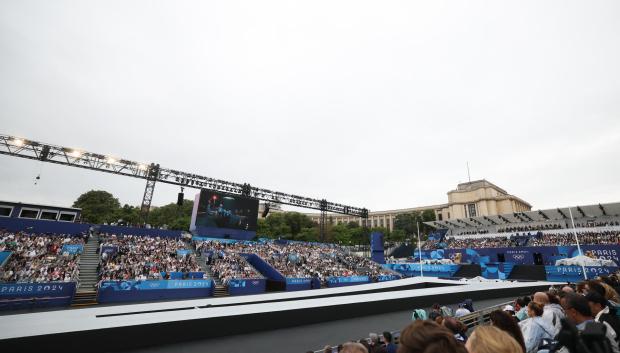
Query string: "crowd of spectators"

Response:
xmin=207 ymin=251 xmax=263 ymax=285
xmin=429 ymin=229 xmax=620 ymax=250
xmin=318 ymin=274 xmax=620 ymax=353
xmin=529 ymin=230 xmax=620 ymax=247
xmin=0 ymin=231 xmax=85 ymax=283
xmin=196 ymin=240 xmax=397 ymax=285
xmin=497 ymin=224 xmax=564 ymax=233
xmin=98 ymin=234 xmax=202 ymax=281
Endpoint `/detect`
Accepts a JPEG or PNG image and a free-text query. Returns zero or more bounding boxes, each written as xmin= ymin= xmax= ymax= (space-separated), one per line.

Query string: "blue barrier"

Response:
xmin=97 ymin=279 xmax=215 ymax=303
xmin=371 ymin=231 xmax=385 ymax=264
xmin=416 ymin=245 xmax=620 ymax=266
xmin=0 ymin=217 xmax=90 ymax=235
xmin=0 ymin=251 xmax=11 ymax=267
xmin=61 ymin=244 xmax=83 ymax=254
xmin=544 ymin=266 xmax=620 ymax=282
xmin=176 ymin=249 xmax=191 ymax=257
xmin=98 ymin=225 xmax=182 ymax=238
xmin=326 ymin=276 xmax=370 ymax=287
xmin=243 ymin=253 xmax=285 ymax=281
xmin=0 ymin=281 xmax=77 ymax=311
xmin=157 ymin=272 xmax=204 ymax=279
xmin=228 ymin=278 xmax=266 ymax=295
xmin=192 ymin=236 xmax=249 ymax=244
xmin=382 ymin=263 xmax=461 ymax=278
xmin=285 ymin=277 xmax=313 ymax=291
xmin=101 ymin=245 xmax=118 ymax=256
xmin=377 ymin=274 xmax=401 ymax=282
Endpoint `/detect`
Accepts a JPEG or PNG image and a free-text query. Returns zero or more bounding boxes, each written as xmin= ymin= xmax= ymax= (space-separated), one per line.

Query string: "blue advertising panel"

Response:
xmin=97 ymin=279 xmax=214 ymax=303
xmin=0 ymin=251 xmax=11 ymax=266
xmin=61 ymin=244 xmax=83 ymax=255
xmin=285 ymin=277 xmax=313 ymax=291
xmin=544 ymin=266 xmax=620 ymax=283
xmin=228 ymin=278 xmax=266 ymax=295
xmin=0 ymin=281 xmax=77 ymax=311
xmin=417 ymin=245 xmax=620 ymax=267
xmin=326 ymin=276 xmax=370 ymax=287
xmin=100 ymin=245 xmax=118 ymax=256
xmin=377 ymin=274 xmax=401 ymax=282
xmin=383 ymin=263 xmax=460 ymax=278
xmin=176 ymin=249 xmax=191 ymax=257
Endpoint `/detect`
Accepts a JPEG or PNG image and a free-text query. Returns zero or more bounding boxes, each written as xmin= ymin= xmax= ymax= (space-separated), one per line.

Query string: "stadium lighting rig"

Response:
xmin=0 ymin=134 xmax=368 ymax=228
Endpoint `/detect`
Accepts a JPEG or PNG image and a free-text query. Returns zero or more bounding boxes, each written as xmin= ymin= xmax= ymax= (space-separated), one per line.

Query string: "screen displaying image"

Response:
xmin=195 ymin=190 xmax=259 ymax=231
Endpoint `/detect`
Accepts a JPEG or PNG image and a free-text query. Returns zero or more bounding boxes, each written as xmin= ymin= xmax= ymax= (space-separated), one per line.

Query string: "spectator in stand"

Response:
xmin=561 ymin=293 xmax=620 ymax=353
xmin=0 ymin=231 xmax=83 ymax=283
xmin=397 ymin=320 xmax=467 ymax=353
xmin=585 ymin=291 xmax=620 ymax=343
xmin=454 ymin=303 xmax=471 ymax=317
xmin=489 ymin=310 xmax=526 ymax=353
xmin=442 ymin=317 xmax=468 ymax=343
xmin=514 ymin=296 xmax=531 ymax=322
xmin=98 ymin=234 xmax=202 ymax=282
xmin=368 ymin=333 xmax=385 ymax=353
xmin=466 ymin=326 xmax=523 ymax=353
xmin=532 ymin=292 xmax=564 ymax=336
xmin=519 ymin=302 xmax=555 ymax=353
xmin=382 ymin=332 xmax=397 ymax=353
xmin=341 ymin=342 xmax=368 ymax=353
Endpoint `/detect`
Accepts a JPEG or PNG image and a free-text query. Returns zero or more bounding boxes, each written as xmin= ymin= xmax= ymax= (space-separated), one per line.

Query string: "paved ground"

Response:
xmin=127 ymin=296 xmax=513 ymax=353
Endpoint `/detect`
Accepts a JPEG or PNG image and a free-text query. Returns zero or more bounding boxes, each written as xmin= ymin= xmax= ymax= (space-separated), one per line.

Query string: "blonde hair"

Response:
xmin=467 ymin=326 xmax=524 ymax=353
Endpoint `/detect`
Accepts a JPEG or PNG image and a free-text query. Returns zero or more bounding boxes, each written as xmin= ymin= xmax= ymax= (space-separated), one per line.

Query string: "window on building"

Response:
xmin=0 ymin=206 xmax=12 ymax=217
xmin=380 ymin=219 xmax=384 ymax=227
xmin=467 ymin=203 xmax=477 ymax=218
xmin=58 ymin=212 xmax=77 ymax=222
xmin=39 ymin=210 xmax=59 ymax=220
xmin=19 ymin=208 xmax=39 ymax=219
xmin=438 ymin=213 xmax=443 ymax=221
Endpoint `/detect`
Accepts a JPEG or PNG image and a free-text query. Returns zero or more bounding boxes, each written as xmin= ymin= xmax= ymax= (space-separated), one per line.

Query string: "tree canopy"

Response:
xmin=72 ymin=189 xmax=435 ymax=244
xmin=72 ymin=190 xmax=120 ymax=224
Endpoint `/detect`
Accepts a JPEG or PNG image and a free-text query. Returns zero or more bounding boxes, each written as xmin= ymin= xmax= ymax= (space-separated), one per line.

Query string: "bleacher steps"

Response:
xmin=214 ymin=284 xmax=229 ymax=297
xmin=73 ymin=233 xmax=100 ymax=306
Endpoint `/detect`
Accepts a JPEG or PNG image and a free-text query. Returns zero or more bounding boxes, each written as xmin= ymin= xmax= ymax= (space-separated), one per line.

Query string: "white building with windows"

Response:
xmin=305 ymin=180 xmax=532 ymax=232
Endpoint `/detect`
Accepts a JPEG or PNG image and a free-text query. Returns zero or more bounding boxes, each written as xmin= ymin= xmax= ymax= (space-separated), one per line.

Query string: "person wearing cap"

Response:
xmin=455 ymin=303 xmax=471 ymax=317
xmin=503 ymin=304 xmax=516 ymax=317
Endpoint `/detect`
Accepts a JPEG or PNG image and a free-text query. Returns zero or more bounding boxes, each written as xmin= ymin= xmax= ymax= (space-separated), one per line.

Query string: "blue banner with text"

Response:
xmin=545 ymin=266 xmax=620 ymax=282
xmin=285 ymin=277 xmax=313 ymax=291
xmin=61 ymin=244 xmax=83 ymax=255
xmin=0 ymin=281 xmax=77 ymax=311
xmin=228 ymin=278 xmax=266 ymax=295
xmin=97 ymin=279 xmax=214 ymax=303
xmin=326 ymin=275 xmax=370 ymax=287
xmin=382 ymin=263 xmax=461 ymax=278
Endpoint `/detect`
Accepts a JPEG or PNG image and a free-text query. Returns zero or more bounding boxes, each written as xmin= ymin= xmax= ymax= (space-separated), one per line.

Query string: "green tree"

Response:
xmin=148 ymin=199 xmax=194 ymax=230
xmin=114 ymin=204 xmax=141 ymax=226
xmin=393 ymin=210 xmax=437 ymax=238
xmin=297 ymin=227 xmax=319 ymax=242
xmin=331 ymin=223 xmax=353 ymax=245
xmin=73 ymin=190 xmax=120 ymax=224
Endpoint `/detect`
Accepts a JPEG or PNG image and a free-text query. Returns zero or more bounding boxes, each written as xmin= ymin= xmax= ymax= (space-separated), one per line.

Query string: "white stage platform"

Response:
xmin=0 ymin=277 xmax=557 ymax=352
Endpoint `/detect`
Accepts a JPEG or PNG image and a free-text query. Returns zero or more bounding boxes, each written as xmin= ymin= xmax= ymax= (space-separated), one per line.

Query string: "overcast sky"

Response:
xmin=1 ymin=1 xmax=619 ymax=213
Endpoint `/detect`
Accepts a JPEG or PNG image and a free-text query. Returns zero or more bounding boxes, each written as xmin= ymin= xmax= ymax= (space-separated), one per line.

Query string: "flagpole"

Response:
xmin=568 ymin=207 xmax=587 ymax=280
xmin=417 ymin=221 xmax=423 ymax=277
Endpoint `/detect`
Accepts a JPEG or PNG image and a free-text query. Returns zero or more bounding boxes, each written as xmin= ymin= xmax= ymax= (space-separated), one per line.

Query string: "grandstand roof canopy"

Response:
xmin=425 ymin=202 xmax=620 ymax=229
